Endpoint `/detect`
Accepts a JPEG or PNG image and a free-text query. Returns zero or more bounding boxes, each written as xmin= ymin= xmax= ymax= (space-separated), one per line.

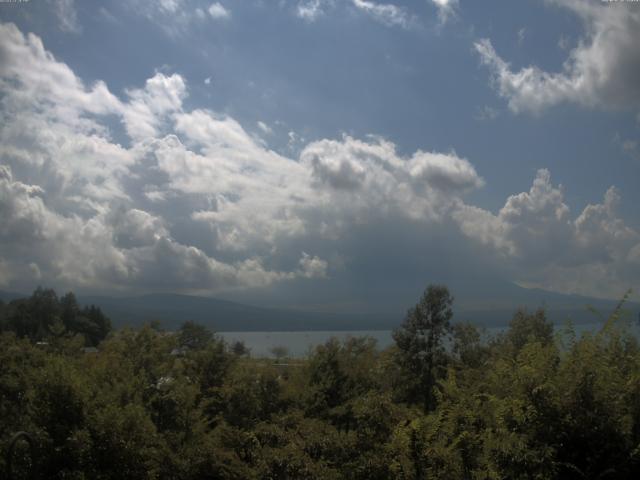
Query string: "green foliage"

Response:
xmin=393 ymin=284 xmax=454 ymax=411
xmin=505 ymin=307 xmax=554 ymax=352
xmin=230 ymin=340 xmax=250 ymax=357
xmin=1 ymin=286 xmax=639 ymax=479
xmin=452 ymin=321 xmax=489 ymax=369
xmin=305 ymin=337 xmax=381 ymax=428
xmin=178 ymin=320 xmax=214 ymax=350
xmin=0 ymin=287 xmax=111 ymax=346
xmin=270 ymin=345 xmax=289 ymax=361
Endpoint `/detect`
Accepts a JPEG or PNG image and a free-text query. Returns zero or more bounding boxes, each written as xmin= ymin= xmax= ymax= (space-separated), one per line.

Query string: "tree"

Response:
xmin=29 ymin=287 xmax=61 ymax=338
xmin=80 ymin=304 xmax=112 ymax=345
xmin=270 ymin=345 xmax=289 ymax=362
xmin=452 ymin=322 xmax=488 ymax=369
xmin=393 ymin=284 xmax=453 ymax=411
xmin=506 ymin=307 xmax=553 ymax=351
xmin=178 ymin=321 xmax=213 ymax=350
xmin=60 ymin=292 xmax=80 ymax=332
xmin=2 ymin=289 xmax=111 ymax=346
xmin=231 ymin=340 xmax=250 ymax=357
xmin=0 ymin=299 xmax=6 ymax=332
xmin=4 ymin=288 xmax=60 ymax=341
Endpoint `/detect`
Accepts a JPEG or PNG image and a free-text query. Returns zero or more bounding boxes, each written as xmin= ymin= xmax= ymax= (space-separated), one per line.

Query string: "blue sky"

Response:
xmin=1 ymin=0 xmax=639 ymax=312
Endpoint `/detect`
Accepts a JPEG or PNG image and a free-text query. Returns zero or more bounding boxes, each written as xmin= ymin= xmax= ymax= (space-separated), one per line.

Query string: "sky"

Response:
xmin=0 ymin=0 xmax=639 ymax=313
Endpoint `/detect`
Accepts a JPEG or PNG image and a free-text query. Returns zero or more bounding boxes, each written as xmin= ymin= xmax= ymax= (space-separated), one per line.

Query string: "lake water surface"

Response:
xmin=219 ymin=322 xmax=639 ymax=357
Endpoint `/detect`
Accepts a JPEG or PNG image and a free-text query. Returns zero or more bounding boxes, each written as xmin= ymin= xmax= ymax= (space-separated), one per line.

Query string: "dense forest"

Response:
xmin=1 ymin=286 xmax=639 ymax=479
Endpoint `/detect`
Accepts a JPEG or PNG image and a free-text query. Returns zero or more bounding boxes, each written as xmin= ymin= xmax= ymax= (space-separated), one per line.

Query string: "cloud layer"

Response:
xmin=475 ymin=0 xmax=640 ymax=114
xmin=454 ymin=170 xmax=640 ymax=297
xmin=0 ymin=22 xmax=480 ymax=295
xmin=0 ymin=21 xmax=638 ymax=300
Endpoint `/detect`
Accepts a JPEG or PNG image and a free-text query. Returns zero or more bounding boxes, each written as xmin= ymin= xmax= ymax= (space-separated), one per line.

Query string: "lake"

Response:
xmin=219 ymin=330 xmax=394 ymax=357
xmin=218 ymin=321 xmax=639 ymax=357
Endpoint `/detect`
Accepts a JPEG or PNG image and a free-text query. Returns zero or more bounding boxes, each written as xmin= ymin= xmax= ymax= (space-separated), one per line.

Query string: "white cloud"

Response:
xmin=0 ymin=23 xmax=121 ymax=120
xmin=108 ymin=208 xmax=169 ymax=249
xmin=0 ymin=165 xmax=49 ymax=245
xmin=302 ymin=138 xmax=368 ymax=190
xmin=351 ymin=0 xmax=413 ymax=29
xmin=455 ymin=169 xmax=572 ymax=260
xmin=0 ymin=23 xmax=302 ymax=293
xmin=99 ymin=7 xmax=120 ymax=24
xmin=48 ymin=0 xmax=82 ymax=34
xmin=131 ymin=0 xmax=189 ymax=35
xmin=1 ymin=21 xmax=637 ymax=300
xmin=257 ymin=121 xmax=273 ymax=135
xmin=517 ymin=27 xmax=527 ymax=45
xmin=208 ymin=2 xmax=230 ymax=19
xmin=408 ymin=151 xmax=485 ymax=193
xmin=0 ymin=22 xmax=484 ymax=293
xmin=474 ymin=105 xmax=499 ymax=121
xmin=614 ymin=134 xmax=640 ymax=161
xmin=558 ymin=34 xmax=571 ymax=51
xmin=453 ymin=170 xmax=640 ymax=298
xmin=431 ymin=0 xmax=458 ymax=24
xmin=296 ymin=0 xmax=329 ymax=22
xmin=299 ymin=252 xmax=329 ymax=278
xmin=123 ymin=72 xmax=187 ymax=141
xmin=475 ymin=0 xmax=640 ymax=114
xmin=0 ymin=160 xmax=306 ymax=293
xmin=130 ymin=0 xmax=228 ymax=35
xmin=158 ymin=0 xmax=183 ymax=14
xmin=300 ymin=136 xmax=483 ymax=224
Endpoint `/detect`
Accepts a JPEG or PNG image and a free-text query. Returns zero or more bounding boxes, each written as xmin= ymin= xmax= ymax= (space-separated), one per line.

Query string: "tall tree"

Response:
xmin=506 ymin=307 xmax=553 ymax=351
xmin=60 ymin=292 xmax=80 ymax=332
xmin=80 ymin=305 xmax=112 ymax=345
xmin=179 ymin=320 xmax=214 ymax=350
xmin=393 ymin=284 xmax=454 ymax=411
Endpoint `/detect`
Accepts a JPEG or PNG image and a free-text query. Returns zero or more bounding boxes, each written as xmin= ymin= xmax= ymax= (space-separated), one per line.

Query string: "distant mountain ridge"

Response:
xmin=2 ymin=288 xmax=637 ymax=332
xmin=78 ymin=293 xmax=395 ymax=332
xmin=0 ymin=289 xmax=27 ymax=302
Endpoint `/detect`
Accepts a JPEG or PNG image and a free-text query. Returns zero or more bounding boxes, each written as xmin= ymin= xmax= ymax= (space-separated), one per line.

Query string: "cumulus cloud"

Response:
xmin=0 ymin=160 xmax=311 ymax=293
xmin=299 ymin=253 xmax=329 ymax=279
xmin=0 ymin=22 xmax=486 ymax=295
xmin=0 ymin=165 xmax=49 ymax=245
xmin=123 ymin=73 xmax=187 ymax=141
xmin=302 ymin=138 xmax=368 ymax=190
xmin=301 ymin=136 xmax=483 ymax=213
xmin=454 ymin=170 xmax=571 ymax=259
xmin=0 ymin=23 xmax=121 ymax=120
xmin=0 ymin=21 xmax=637 ymax=300
xmin=208 ymin=2 xmax=230 ymax=19
xmin=409 ymin=151 xmax=485 ymax=193
xmin=475 ymin=0 xmax=640 ymax=114
xmin=108 ymin=208 xmax=169 ymax=249
xmin=0 ymin=23 xmax=305 ymax=294
xmin=453 ymin=169 xmax=640 ymax=298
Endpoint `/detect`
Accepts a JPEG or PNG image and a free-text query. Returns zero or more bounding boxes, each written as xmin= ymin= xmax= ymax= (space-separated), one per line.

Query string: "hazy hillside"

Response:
xmin=3 ymin=286 xmax=637 ymax=332
xmin=77 ymin=293 xmax=394 ymax=332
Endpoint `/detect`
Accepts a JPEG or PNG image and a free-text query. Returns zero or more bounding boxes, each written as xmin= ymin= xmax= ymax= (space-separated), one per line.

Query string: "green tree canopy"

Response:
xmin=179 ymin=320 xmax=214 ymax=351
xmin=393 ymin=284 xmax=454 ymax=411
